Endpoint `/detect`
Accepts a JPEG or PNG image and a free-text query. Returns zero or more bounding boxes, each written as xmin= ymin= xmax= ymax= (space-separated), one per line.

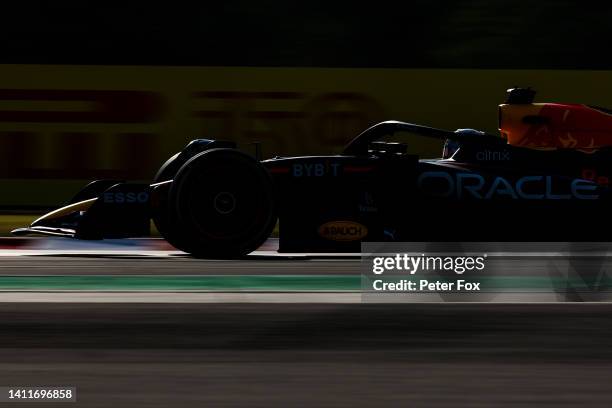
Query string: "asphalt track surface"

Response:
xmin=2 ymin=241 xmax=612 ymax=406
xmin=2 ymin=303 xmax=612 ymax=407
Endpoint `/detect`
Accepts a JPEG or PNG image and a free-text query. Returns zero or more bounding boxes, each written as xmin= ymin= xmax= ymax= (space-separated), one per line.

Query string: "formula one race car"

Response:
xmin=13 ymin=88 xmax=612 ymax=257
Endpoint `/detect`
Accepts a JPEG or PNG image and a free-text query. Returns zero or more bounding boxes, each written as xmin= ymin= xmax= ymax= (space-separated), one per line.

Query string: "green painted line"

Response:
xmin=364 ymin=276 xmax=612 ymax=290
xmin=0 ymin=275 xmax=361 ymax=291
xmin=480 ymin=276 xmax=609 ymax=289
xmin=0 ymin=275 xmax=608 ymax=292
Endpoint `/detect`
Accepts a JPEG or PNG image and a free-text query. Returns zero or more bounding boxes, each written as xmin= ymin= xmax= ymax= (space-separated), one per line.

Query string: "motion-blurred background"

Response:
xmin=1 ymin=1 xmax=612 ymax=227
xmin=1 ymin=5 xmax=612 ymax=407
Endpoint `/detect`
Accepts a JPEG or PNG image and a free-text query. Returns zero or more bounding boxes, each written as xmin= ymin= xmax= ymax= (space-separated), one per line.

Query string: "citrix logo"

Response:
xmin=476 ymin=149 xmax=511 ymax=161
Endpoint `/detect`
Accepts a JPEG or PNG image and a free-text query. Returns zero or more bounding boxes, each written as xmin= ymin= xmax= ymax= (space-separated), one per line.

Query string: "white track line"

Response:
xmin=0 ymin=249 xmax=361 ymax=258
xmin=0 ymin=292 xmax=362 ymax=303
xmin=0 ymin=292 xmax=595 ymax=303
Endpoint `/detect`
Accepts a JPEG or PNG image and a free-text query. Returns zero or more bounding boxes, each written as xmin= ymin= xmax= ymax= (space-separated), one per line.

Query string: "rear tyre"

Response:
xmin=164 ymin=148 xmax=276 ymax=258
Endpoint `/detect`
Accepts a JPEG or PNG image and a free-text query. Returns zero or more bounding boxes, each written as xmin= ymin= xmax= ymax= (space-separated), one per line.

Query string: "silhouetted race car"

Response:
xmin=13 ymin=88 xmax=612 ymax=257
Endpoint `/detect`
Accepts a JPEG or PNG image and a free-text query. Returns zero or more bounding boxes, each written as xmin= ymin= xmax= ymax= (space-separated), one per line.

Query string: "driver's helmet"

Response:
xmin=442 ymin=129 xmax=486 ymax=159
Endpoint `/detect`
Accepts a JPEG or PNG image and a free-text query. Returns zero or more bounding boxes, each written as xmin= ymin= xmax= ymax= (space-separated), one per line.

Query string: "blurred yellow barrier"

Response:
xmin=0 ymin=65 xmax=610 ymax=206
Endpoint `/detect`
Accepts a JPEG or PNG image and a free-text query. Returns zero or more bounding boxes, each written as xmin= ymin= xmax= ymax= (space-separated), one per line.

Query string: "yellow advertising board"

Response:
xmin=0 ymin=64 xmax=610 ymax=206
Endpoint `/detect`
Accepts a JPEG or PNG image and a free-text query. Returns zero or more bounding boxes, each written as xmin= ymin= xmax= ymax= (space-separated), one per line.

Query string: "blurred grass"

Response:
xmin=0 ymin=214 xmax=38 ymax=236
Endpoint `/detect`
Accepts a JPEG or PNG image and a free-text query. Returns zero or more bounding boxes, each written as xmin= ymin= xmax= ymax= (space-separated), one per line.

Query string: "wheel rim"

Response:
xmin=170 ymin=149 xmax=276 ymax=256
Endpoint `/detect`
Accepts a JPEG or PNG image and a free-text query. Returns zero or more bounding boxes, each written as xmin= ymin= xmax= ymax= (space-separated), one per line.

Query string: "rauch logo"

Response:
xmin=318 ymin=221 xmax=368 ymax=241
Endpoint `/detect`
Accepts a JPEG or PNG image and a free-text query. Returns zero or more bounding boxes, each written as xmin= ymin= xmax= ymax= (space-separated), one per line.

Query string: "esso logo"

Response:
xmin=103 ymin=192 xmax=149 ymax=204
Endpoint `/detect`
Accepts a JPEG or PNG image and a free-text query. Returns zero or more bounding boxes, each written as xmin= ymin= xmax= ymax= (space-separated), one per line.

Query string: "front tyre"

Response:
xmin=165 ymin=148 xmax=276 ymax=258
